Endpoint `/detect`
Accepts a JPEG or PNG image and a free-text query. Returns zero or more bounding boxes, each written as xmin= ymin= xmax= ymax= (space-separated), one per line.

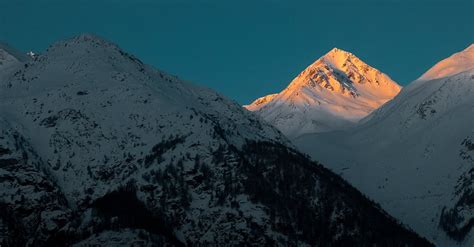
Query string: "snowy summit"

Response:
xmin=245 ymin=47 xmax=401 ymax=138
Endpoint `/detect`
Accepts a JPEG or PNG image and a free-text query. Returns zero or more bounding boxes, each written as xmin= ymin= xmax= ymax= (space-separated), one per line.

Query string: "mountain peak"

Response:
xmin=325 ymin=47 xmax=352 ymax=56
xmin=41 ymin=33 xmax=147 ymax=75
xmin=46 ymin=33 xmax=120 ymax=56
xmin=320 ymin=47 xmax=355 ymax=69
xmin=245 ymin=48 xmax=401 ymax=138
xmin=67 ymin=33 xmax=114 ymax=46
xmin=288 ymin=48 xmax=399 ymax=95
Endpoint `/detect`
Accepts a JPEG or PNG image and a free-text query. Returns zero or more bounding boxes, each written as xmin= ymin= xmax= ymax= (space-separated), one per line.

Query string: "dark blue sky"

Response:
xmin=1 ymin=0 xmax=473 ymax=103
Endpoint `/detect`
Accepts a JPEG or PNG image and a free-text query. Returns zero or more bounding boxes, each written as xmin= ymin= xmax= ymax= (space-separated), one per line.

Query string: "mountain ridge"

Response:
xmin=418 ymin=44 xmax=474 ymax=82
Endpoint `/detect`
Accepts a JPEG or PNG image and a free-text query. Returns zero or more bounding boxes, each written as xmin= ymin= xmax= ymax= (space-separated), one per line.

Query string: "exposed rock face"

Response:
xmin=0 ymin=119 xmax=70 ymax=246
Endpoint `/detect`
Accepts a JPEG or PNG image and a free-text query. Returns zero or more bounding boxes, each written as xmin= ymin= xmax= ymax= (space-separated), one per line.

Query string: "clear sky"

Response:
xmin=1 ymin=0 xmax=473 ymax=104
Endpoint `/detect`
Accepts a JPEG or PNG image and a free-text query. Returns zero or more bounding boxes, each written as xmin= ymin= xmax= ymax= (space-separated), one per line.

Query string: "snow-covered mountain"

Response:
xmin=295 ymin=44 xmax=474 ymax=246
xmin=0 ymin=34 xmax=431 ymax=246
xmin=245 ymin=48 xmax=401 ymax=138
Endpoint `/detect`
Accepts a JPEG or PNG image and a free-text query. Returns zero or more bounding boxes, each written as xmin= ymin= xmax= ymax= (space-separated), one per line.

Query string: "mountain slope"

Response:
xmin=244 ymin=93 xmax=277 ymax=111
xmin=295 ymin=44 xmax=474 ymax=246
xmin=245 ymin=48 xmax=401 ymax=138
xmin=0 ymin=34 xmax=432 ymax=246
xmin=418 ymin=44 xmax=474 ymax=82
xmin=0 ymin=42 xmax=29 ymax=74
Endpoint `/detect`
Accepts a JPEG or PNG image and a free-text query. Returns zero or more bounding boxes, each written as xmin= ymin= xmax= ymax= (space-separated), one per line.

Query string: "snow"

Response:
xmin=243 ymin=93 xmax=277 ymax=111
xmin=0 ymin=41 xmax=29 ymax=74
xmin=294 ymin=46 xmax=474 ymax=246
xmin=0 ymin=33 xmax=433 ymax=246
xmin=72 ymin=228 xmax=165 ymax=246
xmin=0 ymin=33 xmax=292 ymax=245
xmin=0 ymin=32 xmax=284 ymax=212
xmin=245 ymin=47 xmax=401 ymax=138
xmin=417 ymin=44 xmax=474 ymax=82
xmin=0 ymin=41 xmax=29 ymax=62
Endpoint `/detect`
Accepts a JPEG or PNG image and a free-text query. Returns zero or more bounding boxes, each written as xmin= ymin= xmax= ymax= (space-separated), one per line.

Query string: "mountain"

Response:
xmin=295 ymin=44 xmax=474 ymax=246
xmin=0 ymin=34 xmax=432 ymax=246
xmin=244 ymin=48 xmax=401 ymax=138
